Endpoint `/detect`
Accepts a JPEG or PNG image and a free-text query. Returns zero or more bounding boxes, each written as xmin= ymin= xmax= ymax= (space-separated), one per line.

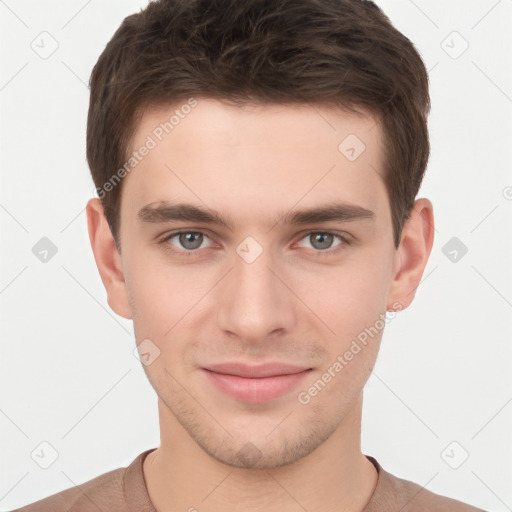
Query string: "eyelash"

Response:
xmin=159 ymin=230 xmax=351 ymax=258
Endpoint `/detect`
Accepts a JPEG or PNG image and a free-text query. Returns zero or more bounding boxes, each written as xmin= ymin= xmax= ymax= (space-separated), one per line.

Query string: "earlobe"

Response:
xmin=86 ymin=198 xmax=133 ymax=320
xmin=387 ymin=198 xmax=435 ymax=311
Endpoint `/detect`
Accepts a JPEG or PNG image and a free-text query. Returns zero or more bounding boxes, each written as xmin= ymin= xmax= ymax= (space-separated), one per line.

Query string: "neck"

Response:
xmin=143 ymin=394 xmax=378 ymax=512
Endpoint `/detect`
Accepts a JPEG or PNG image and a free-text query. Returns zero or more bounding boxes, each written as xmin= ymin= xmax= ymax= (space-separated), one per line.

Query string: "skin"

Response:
xmin=86 ymin=98 xmax=434 ymax=512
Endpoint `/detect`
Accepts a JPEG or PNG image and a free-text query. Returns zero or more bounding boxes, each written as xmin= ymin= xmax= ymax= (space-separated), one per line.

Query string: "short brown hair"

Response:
xmin=87 ymin=0 xmax=430 ymax=252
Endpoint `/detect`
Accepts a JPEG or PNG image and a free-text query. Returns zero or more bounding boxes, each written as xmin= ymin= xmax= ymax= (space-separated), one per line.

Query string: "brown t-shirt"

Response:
xmin=12 ymin=449 xmax=486 ymax=512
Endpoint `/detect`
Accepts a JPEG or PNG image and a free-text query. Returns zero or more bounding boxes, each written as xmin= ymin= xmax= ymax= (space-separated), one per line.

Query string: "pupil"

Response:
xmin=313 ymin=233 xmax=332 ymax=250
xmin=181 ymin=232 xmax=202 ymax=249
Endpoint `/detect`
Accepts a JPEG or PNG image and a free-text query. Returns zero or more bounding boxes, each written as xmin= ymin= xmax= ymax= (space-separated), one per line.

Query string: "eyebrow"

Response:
xmin=137 ymin=201 xmax=375 ymax=230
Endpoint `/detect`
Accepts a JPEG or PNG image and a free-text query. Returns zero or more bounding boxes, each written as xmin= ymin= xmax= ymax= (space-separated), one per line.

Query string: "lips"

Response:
xmin=201 ymin=362 xmax=312 ymax=403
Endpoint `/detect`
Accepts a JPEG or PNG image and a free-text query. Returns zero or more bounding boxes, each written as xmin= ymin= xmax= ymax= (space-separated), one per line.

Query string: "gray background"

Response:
xmin=1 ymin=0 xmax=511 ymax=510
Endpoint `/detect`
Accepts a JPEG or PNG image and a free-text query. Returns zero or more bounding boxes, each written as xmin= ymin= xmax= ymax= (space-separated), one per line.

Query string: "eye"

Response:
xmin=159 ymin=230 xmax=350 ymax=258
xmin=160 ymin=231 xmax=214 ymax=254
xmin=295 ymin=231 xmax=349 ymax=254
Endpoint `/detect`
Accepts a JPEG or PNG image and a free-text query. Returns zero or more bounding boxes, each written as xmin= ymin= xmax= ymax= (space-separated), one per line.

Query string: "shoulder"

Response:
xmin=366 ymin=456 xmax=488 ymax=512
xmin=10 ymin=468 xmax=124 ymax=512
xmin=10 ymin=450 xmax=153 ymax=512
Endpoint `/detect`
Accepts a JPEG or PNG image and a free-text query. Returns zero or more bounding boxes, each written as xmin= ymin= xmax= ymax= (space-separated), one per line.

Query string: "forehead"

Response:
xmin=121 ymin=98 xmax=388 ymax=227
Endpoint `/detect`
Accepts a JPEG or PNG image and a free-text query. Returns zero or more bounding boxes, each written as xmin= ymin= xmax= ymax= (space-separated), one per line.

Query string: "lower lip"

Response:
xmin=203 ymin=369 xmax=312 ymax=404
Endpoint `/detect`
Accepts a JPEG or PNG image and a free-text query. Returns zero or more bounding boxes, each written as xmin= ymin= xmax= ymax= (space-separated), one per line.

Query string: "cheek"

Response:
xmin=124 ymin=256 xmax=182 ymax=339
xmin=125 ymin=256 xmax=215 ymax=355
xmin=291 ymin=253 xmax=391 ymax=344
xmin=296 ymin=265 xmax=388 ymax=405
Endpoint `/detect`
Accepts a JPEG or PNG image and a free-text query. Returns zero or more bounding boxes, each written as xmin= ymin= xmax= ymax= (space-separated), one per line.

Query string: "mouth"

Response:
xmin=201 ymin=362 xmax=313 ymax=403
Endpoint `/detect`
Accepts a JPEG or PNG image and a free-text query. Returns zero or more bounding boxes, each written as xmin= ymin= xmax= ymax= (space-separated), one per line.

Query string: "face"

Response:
xmin=98 ymin=98 xmax=409 ymax=469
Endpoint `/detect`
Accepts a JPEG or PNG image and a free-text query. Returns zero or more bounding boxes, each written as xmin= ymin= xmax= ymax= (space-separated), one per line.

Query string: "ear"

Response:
xmin=387 ymin=198 xmax=435 ymax=311
xmin=86 ymin=198 xmax=132 ymax=319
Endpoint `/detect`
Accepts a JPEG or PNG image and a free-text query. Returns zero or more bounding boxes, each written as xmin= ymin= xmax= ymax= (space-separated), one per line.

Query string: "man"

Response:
xmin=14 ymin=0 xmax=486 ymax=510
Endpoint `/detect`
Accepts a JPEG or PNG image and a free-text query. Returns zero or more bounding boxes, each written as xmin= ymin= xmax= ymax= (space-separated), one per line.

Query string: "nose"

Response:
xmin=215 ymin=244 xmax=297 ymax=344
